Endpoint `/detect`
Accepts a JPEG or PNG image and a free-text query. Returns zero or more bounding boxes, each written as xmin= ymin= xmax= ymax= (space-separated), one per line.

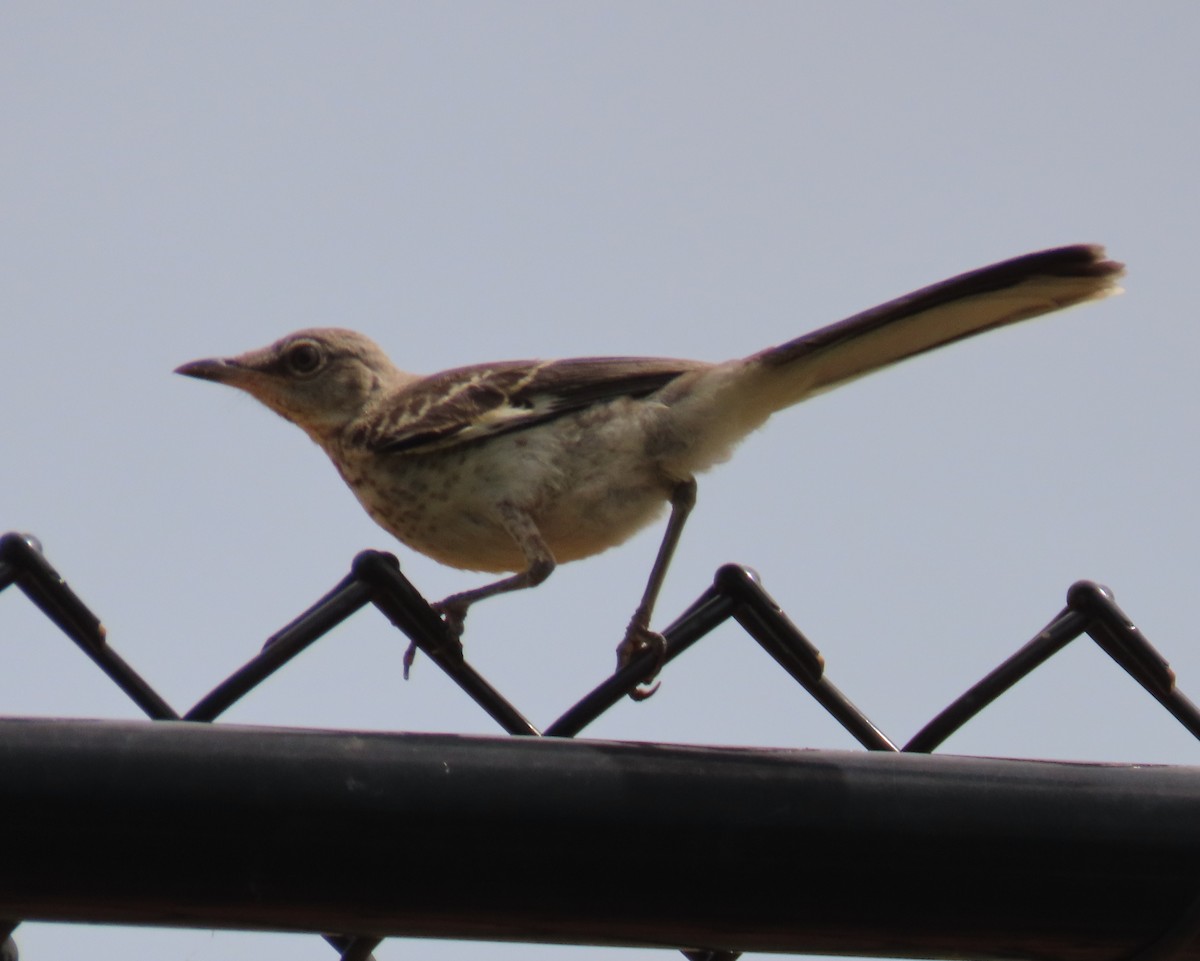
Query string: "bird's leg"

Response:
xmin=617 ymin=477 xmax=698 ymax=700
xmin=405 ymin=504 xmax=555 ymax=677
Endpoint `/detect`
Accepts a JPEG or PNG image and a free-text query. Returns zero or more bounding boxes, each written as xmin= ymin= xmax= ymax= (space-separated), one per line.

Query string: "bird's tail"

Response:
xmin=659 ymin=245 xmax=1123 ymax=476
xmin=748 ymin=244 xmax=1124 ymax=414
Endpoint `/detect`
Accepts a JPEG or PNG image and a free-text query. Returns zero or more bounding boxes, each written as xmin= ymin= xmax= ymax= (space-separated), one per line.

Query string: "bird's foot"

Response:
xmin=402 ymin=641 xmax=419 ymax=679
xmin=403 ymin=597 xmax=469 ymax=679
xmin=617 ymin=621 xmax=667 ymax=701
xmin=432 ymin=597 xmax=469 ymax=638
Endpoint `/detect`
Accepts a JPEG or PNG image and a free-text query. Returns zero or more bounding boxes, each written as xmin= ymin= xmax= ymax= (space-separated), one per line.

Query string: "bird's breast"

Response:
xmin=329 ymin=400 xmax=681 ymax=573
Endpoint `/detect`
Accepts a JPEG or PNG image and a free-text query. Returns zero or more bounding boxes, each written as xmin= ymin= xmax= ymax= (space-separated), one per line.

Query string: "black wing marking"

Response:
xmin=367 ymin=356 xmax=707 ymax=455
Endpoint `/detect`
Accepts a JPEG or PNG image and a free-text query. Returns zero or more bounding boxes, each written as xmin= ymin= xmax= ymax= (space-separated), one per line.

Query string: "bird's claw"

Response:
xmin=402 ymin=640 xmax=419 ymax=680
xmin=403 ymin=598 xmax=468 ymax=680
xmin=432 ymin=598 xmax=468 ymax=638
xmin=617 ymin=622 xmax=667 ymax=700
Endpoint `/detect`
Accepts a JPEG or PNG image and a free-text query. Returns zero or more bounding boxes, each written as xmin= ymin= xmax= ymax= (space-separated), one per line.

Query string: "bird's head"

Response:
xmin=176 ymin=328 xmax=405 ymax=441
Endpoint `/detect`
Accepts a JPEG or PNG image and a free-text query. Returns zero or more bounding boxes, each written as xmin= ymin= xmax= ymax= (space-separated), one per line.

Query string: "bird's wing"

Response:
xmin=366 ymin=356 xmax=708 ymax=454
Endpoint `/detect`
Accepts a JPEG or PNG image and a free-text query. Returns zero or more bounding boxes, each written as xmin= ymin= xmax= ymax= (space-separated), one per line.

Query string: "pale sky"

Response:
xmin=4 ymin=3 xmax=1200 ymax=960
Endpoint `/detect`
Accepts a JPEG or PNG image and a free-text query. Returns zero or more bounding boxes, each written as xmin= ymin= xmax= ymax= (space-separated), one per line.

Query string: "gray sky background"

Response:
xmin=4 ymin=3 xmax=1199 ymax=959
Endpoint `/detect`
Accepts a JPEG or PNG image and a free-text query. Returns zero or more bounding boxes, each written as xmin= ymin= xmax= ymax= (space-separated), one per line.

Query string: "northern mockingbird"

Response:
xmin=177 ymin=244 xmax=1123 ymax=696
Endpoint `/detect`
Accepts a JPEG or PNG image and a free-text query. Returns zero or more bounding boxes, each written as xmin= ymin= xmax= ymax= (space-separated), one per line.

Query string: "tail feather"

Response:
xmin=659 ymin=245 xmax=1123 ymax=477
xmin=749 ymin=244 xmax=1123 ymax=413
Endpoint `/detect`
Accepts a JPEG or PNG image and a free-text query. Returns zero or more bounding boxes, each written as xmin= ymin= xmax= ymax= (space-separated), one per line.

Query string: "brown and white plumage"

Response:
xmin=177 ymin=244 xmax=1123 ymax=694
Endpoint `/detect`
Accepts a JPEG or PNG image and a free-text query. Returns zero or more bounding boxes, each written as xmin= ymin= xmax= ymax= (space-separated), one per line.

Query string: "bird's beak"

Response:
xmin=174 ymin=357 xmax=245 ymax=384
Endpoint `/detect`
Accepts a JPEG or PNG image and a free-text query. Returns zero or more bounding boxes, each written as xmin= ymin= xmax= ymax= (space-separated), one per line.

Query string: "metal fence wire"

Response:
xmin=2 ymin=529 xmax=1200 ymax=961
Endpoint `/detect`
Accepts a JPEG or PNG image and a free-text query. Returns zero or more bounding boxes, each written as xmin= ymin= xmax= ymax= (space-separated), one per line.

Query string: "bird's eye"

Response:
xmin=285 ymin=342 xmax=323 ymax=376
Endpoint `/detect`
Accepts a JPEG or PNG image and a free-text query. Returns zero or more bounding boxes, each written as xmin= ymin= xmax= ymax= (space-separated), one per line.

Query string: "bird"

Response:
xmin=177 ymin=244 xmax=1123 ymax=697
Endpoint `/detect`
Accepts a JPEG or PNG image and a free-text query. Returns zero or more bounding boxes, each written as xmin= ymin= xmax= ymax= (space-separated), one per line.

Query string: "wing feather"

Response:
xmin=367 ymin=357 xmax=707 ymax=454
